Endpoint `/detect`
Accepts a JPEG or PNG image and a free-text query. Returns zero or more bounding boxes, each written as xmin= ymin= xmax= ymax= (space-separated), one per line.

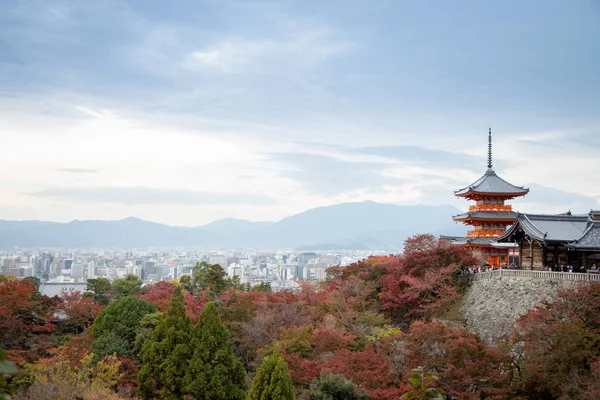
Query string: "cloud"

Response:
xmin=27 ymin=187 xmax=277 ymax=206
xmin=57 ymin=168 xmax=98 ymax=174
xmin=267 ymin=152 xmax=401 ymax=195
xmin=183 ymin=28 xmax=352 ymax=74
xmin=513 ymin=185 xmax=600 ymax=213
xmin=1 ymin=0 xmax=600 ymax=225
xmin=354 ymin=145 xmax=486 ymax=170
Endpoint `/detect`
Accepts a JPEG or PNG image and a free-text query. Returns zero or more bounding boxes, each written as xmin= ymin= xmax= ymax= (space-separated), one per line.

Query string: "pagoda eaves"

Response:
xmin=454 ymin=170 xmax=529 ymax=200
xmin=453 ymin=210 xmax=517 ymax=224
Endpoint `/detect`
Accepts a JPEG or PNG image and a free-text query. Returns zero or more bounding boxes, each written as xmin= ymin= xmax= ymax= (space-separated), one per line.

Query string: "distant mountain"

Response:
xmin=201 ymin=218 xmax=276 ymax=235
xmin=0 ymin=201 xmax=465 ymax=250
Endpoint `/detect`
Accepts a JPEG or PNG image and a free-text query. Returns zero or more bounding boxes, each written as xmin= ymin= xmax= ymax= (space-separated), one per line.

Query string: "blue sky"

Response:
xmin=0 ymin=0 xmax=599 ymax=225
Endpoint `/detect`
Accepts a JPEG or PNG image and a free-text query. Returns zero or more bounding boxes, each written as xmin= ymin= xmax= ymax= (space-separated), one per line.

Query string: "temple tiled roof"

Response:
xmin=453 ymin=210 xmax=517 ymax=221
xmin=440 ymin=235 xmax=517 ymax=247
xmin=454 ymin=170 xmax=529 ymax=197
xmin=499 ymin=213 xmax=590 ymax=243
xmin=569 ymin=222 xmax=600 ymax=249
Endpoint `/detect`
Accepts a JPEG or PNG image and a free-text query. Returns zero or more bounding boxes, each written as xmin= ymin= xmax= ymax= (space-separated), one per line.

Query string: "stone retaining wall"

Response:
xmin=460 ymin=275 xmax=582 ymax=344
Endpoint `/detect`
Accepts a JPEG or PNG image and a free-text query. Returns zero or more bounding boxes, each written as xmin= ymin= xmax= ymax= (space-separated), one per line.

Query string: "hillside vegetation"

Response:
xmin=2 ymin=235 xmax=600 ymax=399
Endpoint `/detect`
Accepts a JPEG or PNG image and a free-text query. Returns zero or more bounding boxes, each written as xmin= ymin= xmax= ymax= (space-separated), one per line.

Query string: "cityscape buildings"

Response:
xmin=0 ymin=248 xmax=385 ymax=297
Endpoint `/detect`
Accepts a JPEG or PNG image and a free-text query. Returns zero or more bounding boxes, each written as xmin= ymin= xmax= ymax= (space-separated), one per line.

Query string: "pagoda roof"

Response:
xmin=454 ymin=170 xmax=529 ymax=197
xmin=454 ymin=128 xmax=528 ymax=198
xmin=453 ymin=210 xmax=517 ymax=222
xmin=498 ymin=212 xmax=589 ymax=243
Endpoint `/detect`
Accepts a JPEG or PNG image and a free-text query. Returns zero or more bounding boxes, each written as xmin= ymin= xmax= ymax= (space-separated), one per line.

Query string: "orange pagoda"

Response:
xmin=445 ymin=129 xmax=529 ymax=267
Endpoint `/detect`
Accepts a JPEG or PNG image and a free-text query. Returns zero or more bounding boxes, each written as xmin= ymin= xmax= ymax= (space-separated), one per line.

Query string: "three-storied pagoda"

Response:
xmin=443 ymin=129 xmax=529 ymax=267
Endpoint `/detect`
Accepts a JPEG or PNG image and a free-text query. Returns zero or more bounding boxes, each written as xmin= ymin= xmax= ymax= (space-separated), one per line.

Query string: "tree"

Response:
xmin=16 ymin=350 xmax=124 ymax=400
xmin=92 ymin=296 xmax=156 ymax=343
xmin=137 ymin=281 xmax=175 ymax=312
xmin=512 ymin=284 xmax=600 ymax=398
xmin=90 ymin=296 xmax=156 ymax=363
xmin=183 ymin=302 xmax=247 ymax=399
xmin=230 ymin=275 xmax=245 ymax=291
xmin=179 ymin=275 xmax=194 ymax=294
xmin=403 ymin=322 xmax=512 ymax=399
xmin=138 ymin=286 xmax=191 ymax=400
xmin=134 ymin=312 xmax=163 ymax=354
xmin=402 ymin=234 xmax=438 ymax=254
xmin=253 ymin=282 xmax=273 ymax=293
xmin=379 ymin=238 xmax=479 ymax=324
xmin=0 ymin=279 xmax=57 ymax=362
xmin=400 ymin=367 xmax=444 ymax=400
xmin=308 ymin=371 xmax=368 ymax=400
xmin=249 ymin=349 xmax=295 ymax=400
xmin=191 ymin=262 xmax=229 ymax=296
xmin=111 ymin=275 xmax=143 ymax=299
xmin=85 ymin=278 xmax=112 ymax=305
xmin=90 ymin=332 xmax=132 ymax=363
xmin=0 ymin=348 xmax=17 ymax=400
xmin=285 ymin=347 xmax=401 ymax=400
xmin=57 ymin=290 xmax=99 ymax=334
xmin=22 ymin=276 xmax=41 ymax=292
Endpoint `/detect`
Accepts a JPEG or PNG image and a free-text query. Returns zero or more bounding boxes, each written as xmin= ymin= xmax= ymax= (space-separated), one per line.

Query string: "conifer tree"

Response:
xmin=183 ymin=302 xmax=247 ymax=400
xmin=138 ymin=286 xmax=191 ymax=400
xmin=249 ymin=349 xmax=295 ymax=400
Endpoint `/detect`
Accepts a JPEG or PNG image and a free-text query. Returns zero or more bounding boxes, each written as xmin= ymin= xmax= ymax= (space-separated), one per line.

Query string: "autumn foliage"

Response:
xmin=3 ymin=234 xmax=600 ymax=398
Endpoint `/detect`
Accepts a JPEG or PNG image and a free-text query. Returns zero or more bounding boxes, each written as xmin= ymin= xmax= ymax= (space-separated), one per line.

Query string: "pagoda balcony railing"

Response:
xmin=469 ymin=204 xmax=513 ymax=212
xmin=467 ymin=229 xmax=506 ymax=237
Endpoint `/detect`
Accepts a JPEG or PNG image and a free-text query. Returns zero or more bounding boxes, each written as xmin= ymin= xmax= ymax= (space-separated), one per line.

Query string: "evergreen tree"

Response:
xmin=252 ymin=282 xmax=272 ymax=293
xmin=84 ymin=277 xmax=111 ymax=305
xmin=191 ymin=262 xmax=229 ymax=296
xmin=91 ymin=296 xmax=155 ymax=363
xmin=249 ymin=349 xmax=295 ymax=400
xmin=138 ymin=286 xmax=191 ymax=400
xmin=111 ymin=274 xmax=143 ymax=298
xmin=308 ymin=371 xmax=369 ymax=400
xmin=92 ymin=296 xmax=156 ymax=342
xmin=183 ymin=302 xmax=247 ymax=400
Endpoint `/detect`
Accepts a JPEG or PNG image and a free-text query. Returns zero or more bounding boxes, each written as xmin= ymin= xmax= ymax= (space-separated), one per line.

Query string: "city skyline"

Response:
xmin=1 ymin=1 xmax=599 ymax=226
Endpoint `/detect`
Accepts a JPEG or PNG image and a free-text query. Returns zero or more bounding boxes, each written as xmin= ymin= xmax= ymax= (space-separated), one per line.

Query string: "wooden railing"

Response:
xmin=469 ymin=204 xmax=513 ymax=212
xmin=460 ymin=269 xmax=600 ymax=282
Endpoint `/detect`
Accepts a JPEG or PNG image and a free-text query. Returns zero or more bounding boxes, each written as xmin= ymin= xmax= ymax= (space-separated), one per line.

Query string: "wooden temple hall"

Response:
xmin=441 ymin=129 xmax=600 ymax=269
xmin=498 ymin=212 xmax=600 ymax=271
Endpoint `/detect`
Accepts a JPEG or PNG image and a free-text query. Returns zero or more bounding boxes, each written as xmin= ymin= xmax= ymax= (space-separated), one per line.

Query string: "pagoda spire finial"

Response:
xmin=487 ymin=127 xmax=493 ymax=171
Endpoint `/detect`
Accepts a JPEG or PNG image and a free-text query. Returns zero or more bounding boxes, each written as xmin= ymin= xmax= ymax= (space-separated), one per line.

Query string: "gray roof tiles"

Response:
xmin=439 ymin=236 xmax=518 ymax=247
xmin=570 ymin=222 xmax=600 ymax=248
xmin=453 ymin=211 xmax=517 ymax=221
xmin=500 ymin=213 xmax=592 ymax=243
xmin=454 ymin=170 xmax=529 ymax=196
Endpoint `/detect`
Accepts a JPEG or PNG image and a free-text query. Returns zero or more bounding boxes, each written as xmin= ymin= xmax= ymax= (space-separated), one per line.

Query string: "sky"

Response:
xmin=1 ymin=0 xmax=599 ymax=226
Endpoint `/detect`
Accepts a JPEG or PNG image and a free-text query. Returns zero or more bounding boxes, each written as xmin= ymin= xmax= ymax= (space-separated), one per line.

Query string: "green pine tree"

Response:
xmin=308 ymin=371 xmax=369 ymax=400
xmin=183 ymin=302 xmax=247 ymax=400
xmin=138 ymin=286 xmax=191 ymax=400
xmin=249 ymin=349 xmax=295 ymax=400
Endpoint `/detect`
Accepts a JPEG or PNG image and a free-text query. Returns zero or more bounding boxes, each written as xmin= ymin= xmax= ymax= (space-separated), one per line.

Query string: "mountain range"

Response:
xmin=0 ymin=201 xmax=466 ymax=250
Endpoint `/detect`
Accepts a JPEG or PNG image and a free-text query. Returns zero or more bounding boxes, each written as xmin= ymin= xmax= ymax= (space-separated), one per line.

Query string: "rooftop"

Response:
xmin=499 ymin=212 xmax=591 ymax=243
xmin=440 ymin=235 xmax=517 ymax=248
xmin=454 ymin=170 xmax=530 ymax=197
xmin=569 ymin=222 xmax=600 ymax=249
xmin=454 ymin=129 xmax=529 ymax=198
xmin=453 ymin=210 xmax=517 ymax=222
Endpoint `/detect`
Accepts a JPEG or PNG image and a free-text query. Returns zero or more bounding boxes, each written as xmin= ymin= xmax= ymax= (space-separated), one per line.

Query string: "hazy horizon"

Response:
xmin=0 ymin=200 xmax=462 ymax=226
xmin=2 ymin=1 xmax=599 ymax=225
